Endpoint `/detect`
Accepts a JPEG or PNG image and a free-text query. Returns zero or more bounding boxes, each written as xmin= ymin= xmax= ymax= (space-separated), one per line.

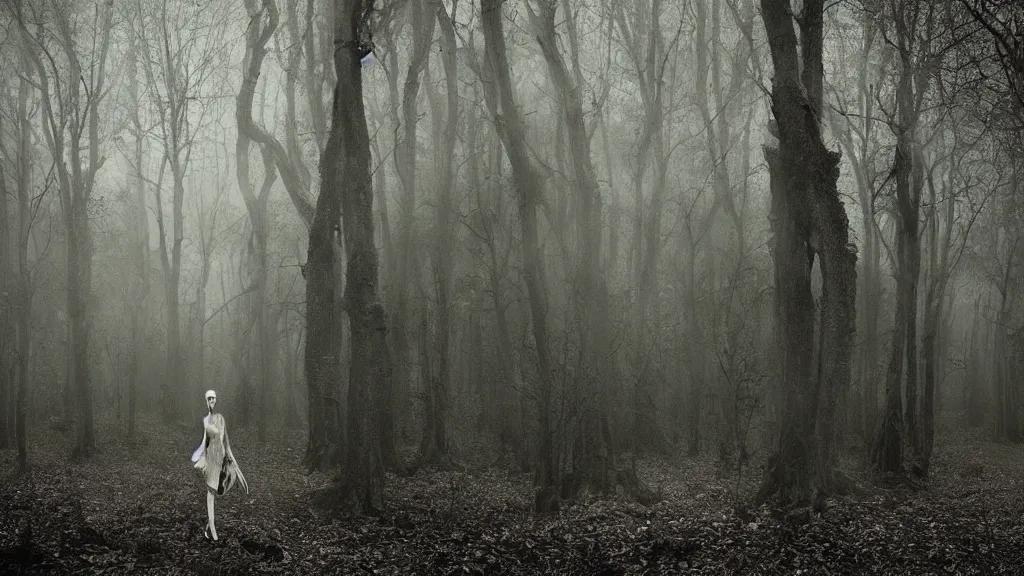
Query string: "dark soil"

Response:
xmin=1 ymin=417 xmax=1022 ymax=575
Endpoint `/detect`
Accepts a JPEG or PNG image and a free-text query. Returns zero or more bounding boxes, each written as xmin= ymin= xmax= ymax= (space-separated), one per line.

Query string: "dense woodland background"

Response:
xmin=1 ymin=0 xmax=1024 ymax=572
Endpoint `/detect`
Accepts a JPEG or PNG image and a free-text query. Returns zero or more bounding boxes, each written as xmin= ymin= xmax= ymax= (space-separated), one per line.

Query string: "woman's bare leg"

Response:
xmin=206 ymin=491 xmax=218 ymax=540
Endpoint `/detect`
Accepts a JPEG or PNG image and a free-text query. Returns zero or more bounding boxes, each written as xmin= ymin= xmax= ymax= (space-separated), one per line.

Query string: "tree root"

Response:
xmin=542 ymin=466 xmax=660 ymax=513
xmin=754 ymin=453 xmax=860 ymax=508
xmin=615 ymin=467 xmax=659 ymax=506
xmin=754 ymin=454 xmax=811 ymax=507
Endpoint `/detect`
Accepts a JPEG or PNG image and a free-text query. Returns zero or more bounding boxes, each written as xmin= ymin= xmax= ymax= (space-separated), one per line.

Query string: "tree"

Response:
xmin=383 ymin=0 xmax=436 ymax=471
xmin=611 ymin=0 xmax=679 ymax=457
xmin=0 ymin=30 xmax=37 ymax=468
xmin=136 ymin=0 xmax=228 ymax=421
xmin=20 ymin=0 xmax=115 ymax=457
xmin=873 ymin=0 xmax=945 ymax=476
xmin=237 ymin=0 xmax=285 ymax=445
xmin=188 ymin=156 xmax=231 ymax=418
xmin=828 ymin=6 xmax=886 ymax=440
xmin=918 ymin=125 xmax=988 ymax=473
xmin=237 ymin=0 xmax=318 ymax=227
xmin=959 ymin=0 xmax=1024 ymax=132
xmin=756 ymin=0 xmax=856 ymax=505
xmin=529 ymin=0 xmax=650 ymax=502
xmin=122 ymin=11 xmax=153 ymax=438
xmin=417 ymin=0 xmax=460 ymax=469
xmin=0 ymin=69 xmax=12 ymax=452
xmin=313 ymin=0 xmax=392 ymax=511
xmin=232 ymin=0 xmax=346 ymax=468
xmin=11 ymin=49 xmax=35 ymax=470
xmin=480 ymin=0 xmax=558 ymax=501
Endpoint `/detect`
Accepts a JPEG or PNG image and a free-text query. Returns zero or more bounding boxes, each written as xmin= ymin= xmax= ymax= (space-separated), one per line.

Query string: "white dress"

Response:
xmin=193 ymin=413 xmax=249 ymax=495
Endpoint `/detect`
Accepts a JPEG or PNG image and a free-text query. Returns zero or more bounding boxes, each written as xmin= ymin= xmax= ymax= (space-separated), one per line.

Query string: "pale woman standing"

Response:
xmin=191 ymin=390 xmax=249 ymax=541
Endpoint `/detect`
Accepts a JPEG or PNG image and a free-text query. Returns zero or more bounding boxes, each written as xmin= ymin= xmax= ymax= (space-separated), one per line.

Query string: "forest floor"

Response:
xmin=1 ymin=417 xmax=1023 ymax=575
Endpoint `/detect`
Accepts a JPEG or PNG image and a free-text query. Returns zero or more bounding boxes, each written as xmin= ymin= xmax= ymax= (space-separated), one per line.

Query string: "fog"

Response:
xmin=1 ymin=0 xmax=1022 ymax=571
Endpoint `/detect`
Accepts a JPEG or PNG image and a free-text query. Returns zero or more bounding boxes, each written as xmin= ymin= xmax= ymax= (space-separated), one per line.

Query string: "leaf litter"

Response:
xmin=1 ymin=418 xmax=1022 ymax=575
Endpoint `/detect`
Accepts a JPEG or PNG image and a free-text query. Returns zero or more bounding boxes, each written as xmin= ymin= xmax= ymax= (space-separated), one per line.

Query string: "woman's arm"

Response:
xmin=222 ymin=422 xmax=249 ymax=493
xmin=223 ymin=424 xmax=234 ymax=464
xmin=191 ymin=424 xmax=207 ymax=463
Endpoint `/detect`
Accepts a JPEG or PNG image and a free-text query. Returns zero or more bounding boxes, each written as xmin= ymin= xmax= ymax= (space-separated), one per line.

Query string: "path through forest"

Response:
xmin=2 ymin=418 xmax=1022 ymax=575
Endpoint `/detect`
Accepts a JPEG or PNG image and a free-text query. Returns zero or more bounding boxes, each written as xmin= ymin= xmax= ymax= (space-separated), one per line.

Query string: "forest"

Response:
xmin=0 ymin=0 xmax=1023 ymax=573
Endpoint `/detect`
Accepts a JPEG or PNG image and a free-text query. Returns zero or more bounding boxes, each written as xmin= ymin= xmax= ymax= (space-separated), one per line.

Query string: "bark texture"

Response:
xmin=330 ymin=0 xmax=391 ymax=512
xmin=756 ymin=0 xmax=856 ymax=505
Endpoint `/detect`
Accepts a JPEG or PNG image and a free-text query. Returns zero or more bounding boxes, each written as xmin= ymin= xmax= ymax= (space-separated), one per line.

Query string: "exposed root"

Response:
xmin=754 ymin=453 xmax=860 ymax=508
xmin=754 ymin=453 xmax=811 ymax=507
xmin=550 ymin=466 xmax=660 ymax=512
xmin=615 ymin=467 xmax=659 ymax=506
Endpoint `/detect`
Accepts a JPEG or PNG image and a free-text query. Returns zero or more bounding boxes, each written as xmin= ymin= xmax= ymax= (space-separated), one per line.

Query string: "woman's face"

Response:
xmin=207 ymin=396 xmax=217 ymax=411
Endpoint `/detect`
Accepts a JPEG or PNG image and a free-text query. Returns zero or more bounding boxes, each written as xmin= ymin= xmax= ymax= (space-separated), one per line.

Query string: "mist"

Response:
xmin=1 ymin=0 xmax=1022 ymax=573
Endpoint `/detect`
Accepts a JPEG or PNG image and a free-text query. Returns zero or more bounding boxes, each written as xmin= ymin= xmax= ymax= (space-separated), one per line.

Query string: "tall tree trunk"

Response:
xmin=418 ymin=0 xmax=459 ymax=468
xmin=127 ymin=37 xmax=150 ymax=439
xmin=757 ymin=3 xmax=817 ymax=505
xmin=920 ymin=155 xmax=954 ymax=474
xmin=304 ymin=114 xmax=343 ymax=474
xmin=15 ymin=80 xmax=30 ymax=466
xmin=481 ymin=0 xmax=556 ymax=493
xmin=529 ymin=0 xmax=652 ymax=503
xmin=811 ymin=140 xmax=857 ymax=494
xmin=875 ymin=0 xmax=932 ymax=473
xmin=162 ymin=170 xmax=185 ymax=421
xmin=22 ymin=1 xmax=110 ymax=456
xmin=237 ymin=0 xmax=283 ymax=445
xmin=756 ymin=0 xmax=853 ymax=505
xmin=234 ymin=0 xmax=330 ymax=466
xmin=992 ymin=232 xmax=1019 ymax=442
xmin=0 ymin=121 xmax=10 ymax=452
xmin=477 ymin=134 xmax=520 ymax=457
xmin=615 ymin=0 xmax=673 ymax=458
xmin=2 ymin=50 xmax=34 ymax=463
xmin=72 ymin=2 xmax=112 ymax=456
xmin=387 ymin=0 xmax=436 ymax=471
xmin=845 ymin=16 xmax=881 ymax=441
xmin=68 ymin=175 xmax=95 ymax=455
xmin=329 ymin=0 xmax=391 ymax=512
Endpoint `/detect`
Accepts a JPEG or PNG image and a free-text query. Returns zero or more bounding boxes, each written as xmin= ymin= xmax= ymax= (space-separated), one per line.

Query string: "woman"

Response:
xmin=191 ymin=389 xmax=248 ymax=541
